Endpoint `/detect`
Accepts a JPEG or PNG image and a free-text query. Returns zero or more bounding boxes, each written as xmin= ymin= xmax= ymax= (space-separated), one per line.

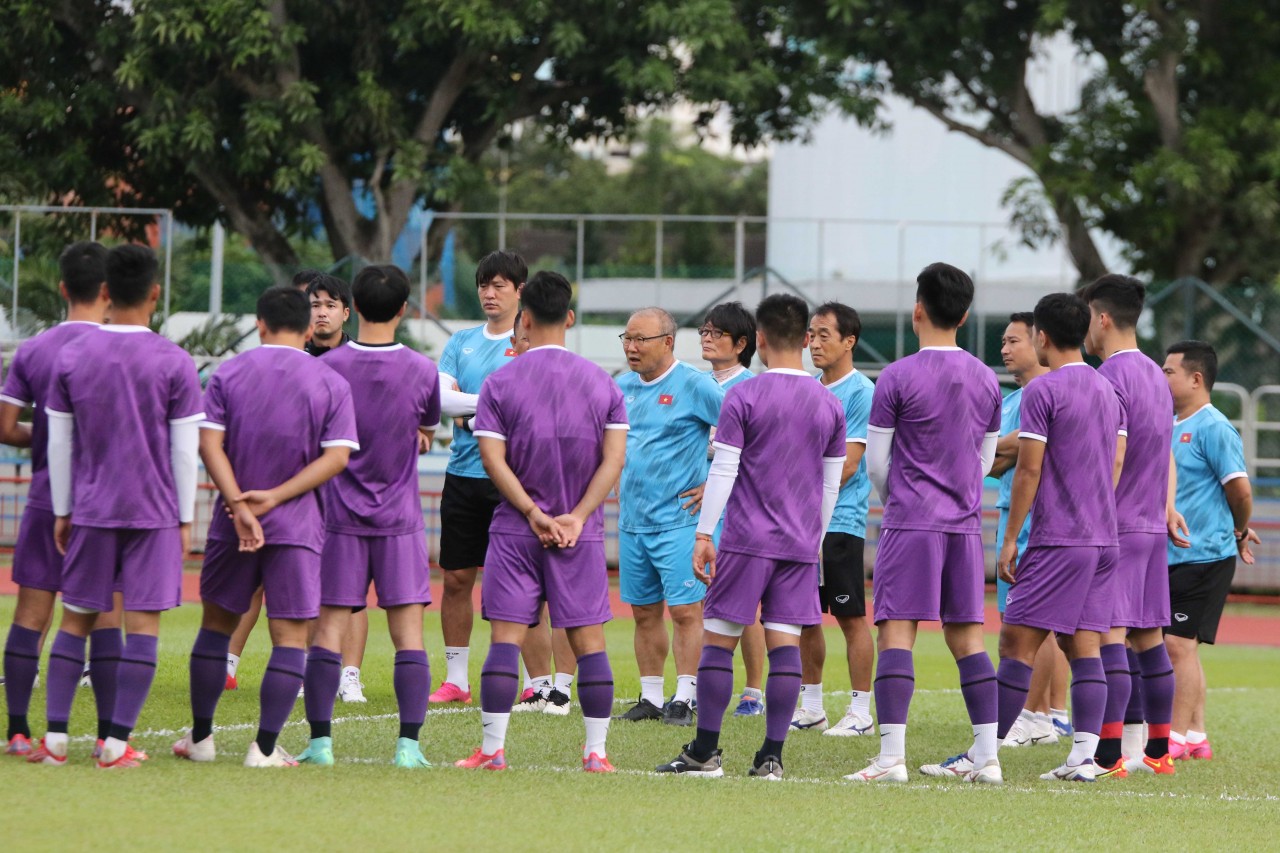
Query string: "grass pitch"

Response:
xmin=3 ymin=597 xmax=1278 ymax=852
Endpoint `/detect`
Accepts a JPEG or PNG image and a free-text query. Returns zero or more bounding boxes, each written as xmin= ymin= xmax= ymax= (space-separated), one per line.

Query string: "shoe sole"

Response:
xmin=823 ymin=727 xmax=873 ymax=737
xmin=663 ymin=768 xmax=724 ymax=778
xmin=845 ymin=770 xmax=907 ymax=783
xmin=663 ymin=718 xmax=693 ymax=726
xmin=543 ymin=705 xmax=571 ymax=717
xmin=790 ymin=722 xmax=829 ymax=732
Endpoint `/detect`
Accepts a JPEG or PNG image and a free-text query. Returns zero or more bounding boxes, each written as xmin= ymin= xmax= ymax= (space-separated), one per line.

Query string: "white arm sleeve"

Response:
xmin=820 ymin=456 xmax=844 ymax=539
xmin=440 ymin=387 xmax=480 ymax=418
xmin=170 ymin=419 xmax=200 ymax=524
xmin=866 ymin=426 xmax=894 ymax=505
xmin=980 ymin=431 xmax=999 ymax=477
xmin=48 ymin=412 xmax=74 ymax=517
xmin=695 ymin=443 xmax=742 ymax=536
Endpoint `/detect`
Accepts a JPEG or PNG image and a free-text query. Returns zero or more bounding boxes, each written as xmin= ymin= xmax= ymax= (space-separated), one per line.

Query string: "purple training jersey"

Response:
xmin=714 ymin=369 xmax=847 ymax=562
xmin=46 ymin=326 xmax=203 ymax=528
xmin=1018 ymin=362 xmax=1124 ymax=547
xmin=868 ymin=348 xmax=1002 ymax=533
xmin=320 ymin=342 xmax=442 ymax=536
xmin=0 ymin=322 xmax=99 ymax=511
xmin=1098 ymin=350 xmax=1174 ymax=534
xmin=202 ymin=344 xmax=359 ymax=553
xmin=473 ymin=345 xmax=629 ymax=541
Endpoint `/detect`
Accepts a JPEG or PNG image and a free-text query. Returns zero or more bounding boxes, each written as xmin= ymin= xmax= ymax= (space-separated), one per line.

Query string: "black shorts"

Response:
xmin=819 ymin=533 xmax=866 ymax=617
xmin=438 ymin=473 xmax=502 ymax=570
xmin=1165 ymin=556 xmax=1236 ymax=645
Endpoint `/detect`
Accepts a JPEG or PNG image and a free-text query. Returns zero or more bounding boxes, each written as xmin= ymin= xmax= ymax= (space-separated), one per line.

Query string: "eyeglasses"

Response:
xmin=619 ymin=333 xmax=670 ymax=345
xmin=697 ymin=327 xmax=727 ymax=340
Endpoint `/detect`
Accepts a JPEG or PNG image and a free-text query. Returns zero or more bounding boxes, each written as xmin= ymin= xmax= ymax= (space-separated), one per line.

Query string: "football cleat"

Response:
xmin=393 ymin=737 xmax=432 ymax=769
xmin=26 ymin=738 xmax=67 ymax=766
xmin=5 ymin=734 xmax=33 ymax=756
xmin=244 ymin=742 xmax=298 ymax=768
xmin=512 ymin=690 xmax=547 ymax=713
xmin=543 ymin=688 xmax=572 ymax=716
xmin=845 ymin=759 xmax=908 ymax=783
xmin=1188 ymin=740 xmax=1213 ymax=760
xmin=583 ymin=752 xmax=615 ymax=773
xmin=172 ymin=731 xmax=216 ymax=762
xmin=295 ymin=736 xmax=335 ymax=767
xmin=919 ymin=752 xmax=974 ymax=778
xmin=614 ymin=698 xmax=664 ymax=722
xmin=1125 ymin=753 xmax=1176 ymax=775
xmin=1040 ymin=761 xmax=1097 ymax=782
xmin=225 ymin=673 xmax=239 ymax=691
xmin=338 ymin=670 xmax=367 ymax=704
xmin=824 ymin=708 xmax=874 ymax=737
xmin=1094 ymin=758 xmax=1128 ymax=779
xmin=663 ymin=699 xmax=695 ymax=727
xmin=655 ymin=744 xmax=724 ymax=777
xmin=789 ymin=708 xmax=829 ymax=732
xmin=428 ymin=682 xmax=472 ymax=704
xmin=732 ymin=694 xmax=765 ymax=717
xmin=454 ymin=747 xmax=507 ymax=770
xmin=749 ymin=755 xmax=784 ymax=780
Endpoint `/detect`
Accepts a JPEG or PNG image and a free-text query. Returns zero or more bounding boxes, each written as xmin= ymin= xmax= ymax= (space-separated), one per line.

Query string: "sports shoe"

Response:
xmin=1002 ymin=712 xmax=1058 ymax=747
xmin=583 ymin=752 xmax=615 ymax=773
xmin=1052 ymin=715 xmax=1073 ymax=738
xmin=26 ymin=738 xmax=67 ymax=766
xmin=824 ymin=707 xmax=874 ymax=737
xmin=338 ymin=669 xmax=367 ymax=704
xmin=1188 ymin=740 xmax=1213 ymax=760
xmin=454 ymin=747 xmax=507 ymax=770
xmin=749 ymin=755 xmax=784 ymax=780
xmin=964 ymin=759 xmax=1003 ymax=785
xmin=732 ymin=694 xmax=765 ymax=716
xmin=845 ymin=758 xmax=908 ymax=783
xmin=393 ymin=737 xmax=432 ymax=769
xmin=789 ymin=708 xmax=829 ymax=732
xmin=172 ymin=731 xmax=216 ymax=762
xmin=225 ymin=673 xmax=238 ymax=691
xmin=663 ymin=699 xmax=695 ymax=726
xmin=244 ymin=742 xmax=298 ymax=768
xmin=655 ymin=744 xmax=724 ymax=777
xmin=429 ymin=682 xmax=472 ymax=704
xmin=544 ymin=688 xmax=571 ymax=716
xmin=1040 ymin=761 xmax=1096 ymax=782
xmin=5 ymin=734 xmax=33 ymax=756
xmin=93 ymin=739 xmax=146 ymax=761
xmin=1095 ymin=758 xmax=1128 ymax=779
xmin=513 ymin=690 xmax=547 ymax=713
xmin=517 ymin=687 xmax=536 ymax=702
xmin=614 ymin=698 xmax=663 ymax=722
xmin=296 ymin=736 xmax=335 ymax=766
xmin=1125 ymin=753 xmax=1175 ymax=775
xmin=919 ymin=752 xmax=974 ymax=778
xmin=97 ymin=745 xmax=144 ymax=770
xmin=1169 ymin=739 xmax=1189 ymax=760
xmin=1002 ymin=714 xmax=1032 ymax=748
xmin=78 ymin=662 xmax=91 ymax=689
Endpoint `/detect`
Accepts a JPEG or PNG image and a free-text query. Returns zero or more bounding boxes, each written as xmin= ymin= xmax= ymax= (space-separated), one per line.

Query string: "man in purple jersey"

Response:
xmin=174 ymin=286 xmax=357 ymax=768
xmin=32 ymin=244 xmax=204 ymax=769
xmin=1082 ymin=275 xmax=1182 ymax=777
xmin=995 ymin=292 xmax=1125 ymax=783
xmin=295 ymin=265 xmax=441 ymax=769
xmin=456 ymin=271 xmax=627 ymax=773
xmin=848 ymin=263 xmax=1002 ymax=785
xmin=656 ymin=294 xmax=845 ymax=781
xmin=2 ymin=242 xmax=117 ymax=758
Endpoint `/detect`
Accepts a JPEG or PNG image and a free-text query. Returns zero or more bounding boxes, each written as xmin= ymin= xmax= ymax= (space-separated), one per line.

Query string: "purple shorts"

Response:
xmin=1112 ymin=531 xmax=1170 ymax=629
xmin=62 ymin=525 xmax=182 ymax=613
xmin=320 ymin=531 xmax=431 ymax=609
xmin=703 ymin=549 xmax=821 ymax=628
xmin=12 ymin=506 xmax=62 ymax=592
xmin=1003 ymin=545 xmax=1118 ymax=635
xmin=481 ymin=534 xmax=611 ymax=629
xmin=871 ymin=529 xmax=985 ymax=624
xmin=201 ymin=539 xmax=321 ymax=620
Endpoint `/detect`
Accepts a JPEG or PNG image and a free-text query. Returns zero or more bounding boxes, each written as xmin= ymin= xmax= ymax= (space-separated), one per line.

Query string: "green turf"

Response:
xmin=3 ymin=597 xmax=1279 ymax=852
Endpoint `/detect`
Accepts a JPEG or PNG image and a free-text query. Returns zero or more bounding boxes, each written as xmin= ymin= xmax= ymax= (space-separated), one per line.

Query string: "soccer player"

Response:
xmin=656 ymin=294 xmax=845 ymax=780
xmin=989 ymin=292 xmax=1125 ymax=783
xmin=432 ymin=250 xmax=525 ymax=704
xmin=32 ymin=244 xmax=204 ymax=769
xmin=456 ymin=270 xmax=627 ymax=772
xmin=1081 ymin=275 xmax=1179 ymax=776
xmin=2 ymin=242 xmax=117 ymax=757
xmin=1160 ymin=340 xmax=1258 ymax=763
xmin=793 ymin=302 xmax=876 ymax=737
xmin=614 ymin=308 xmax=724 ymax=726
xmin=305 ymin=273 xmax=352 ymax=356
xmin=847 ymin=263 xmax=1002 ymax=785
xmin=174 ymin=285 xmax=357 ymax=767
xmin=295 ymin=265 xmax=441 ymax=768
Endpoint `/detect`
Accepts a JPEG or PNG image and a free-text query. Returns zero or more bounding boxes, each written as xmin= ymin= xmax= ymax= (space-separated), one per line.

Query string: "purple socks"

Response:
xmin=1124 ymin=647 xmax=1145 ymax=724
xmin=1096 ymin=643 xmax=1131 ymax=764
xmin=4 ymin=624 xmax=41 ymax=739
xmin=764 ymin=646 xmax=802 ymax=743
xmin=109 ymin=633 xmax=158 ymax=742
xmin=189 ymin=628 xmax=231 ymax=743
xmin=575 ymin=651 xmax=614 ymax=719
xmin=691 ymin=645 xmax=734 ymax=757
xmin=480 ymin=642 xmax=521 ymax=713
xmin=394 ymin=649 xmax=430 ymax=740
xmin=304 ymin=646 xmax=342 ymax=738
xmin=45 ymin=631 xmax=87 ymax=733
xmin=256 ymin=646 xmax=305 ymax=755
xmin=1069 ymin=655 xmax=1107 ymax=737
xmin=1137 ymin=644 xmax=1175 ymax=757
xmin=89 ymin=627 xmax=123 ymax=741
xmin=995 ymin=658 xmax=1033 ymax=739
xmin=957 ymin=652 xmax=998 ymax=726
xmin=873 ymin=648 xmax=915 ymax=726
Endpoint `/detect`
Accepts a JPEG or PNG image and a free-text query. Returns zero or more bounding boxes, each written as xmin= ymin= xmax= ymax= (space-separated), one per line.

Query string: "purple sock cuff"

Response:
xmin=766 ymin=645 xmax=801 ymax=672
xmin=1137 ymin=644 xmax=1172 ymax=672
xmin=487 ymin=642 xmax=521 ymax=669
xmin=123 ymin=634 xmax=159 ymax=659
xmin=701 ymin=645 xmax=734 ymax=666
xmin=395 ymin=650 xmax=429 ymax=664
xmin=51 ymin=631 xmax=87 ymax=658
xmin=1100 ymin=643 xmax=1128 ymax=670
xmin=268 ymin=646 xmax=306 ymax=676
xmin=997 ymin=658 xmax=1033 ymax=688
xmin=193 ymin=629 xmax=231 ymax=655
xmin=1070 ymin=656 xmax=1105 ymax=681
xmin=90 ymin=627 xmax=123 ymax=648
xmin=957 ymin=651 xmax=994 ymax=682
xmin=307 ymin=646 xmax=342 ymax=664
xmin=876 ymin=648 xmax=914 ymax=678
xmin=6 ymin=623 xmax=41 ymax=650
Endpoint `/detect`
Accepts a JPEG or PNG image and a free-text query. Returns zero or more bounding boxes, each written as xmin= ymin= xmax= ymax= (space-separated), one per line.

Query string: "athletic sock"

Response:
xmin=742 ymin=686 xmax=763 ymax=702
xmin=394 ymin=650 xmax=430 ymax=740
xmin=640 ymin=675 xmax=665 ymax=707
xmin=1096 ymin=643 xmax=1130 ymax=766
xmin=763 ymin=646 xmax=802 ymax=759
xmin=673 ymin=674 xmax=697 ymax=705
xmin=1051 ymin=707 xmax=1070 ymax=727
xmin=444 ymin=646 xmax=470 ymax=690
xmin=189 ymin=628 xmax=232 ymax=743
xmin=479 ymin=642 xmax=521 ymax=748
xmin=1068 ymin=656 xmax=1107 ymax=766
xmin=1137 ymin=644 xmax=1175 ymax=758
xmin=531 ymin=675 xmax=553 ymax=697
xmin=800 ymin=682 xmax=823 ymax=715
xmin=88 ymin=628 xmax=122 ymax=743
xmin=584 ymin=716 xmax=610 ymax=759
xmin=690 ymin=645 xmax=734 ymax=758
xmin=256 ymin=646 xmax=305 ymax=756
xmin=4 ymin=624 xmax=41 ymax=739
xmin=107 ymin=633 xmax=159 ymax=750
xmin=849 ymin=689 xmax=871 ymax=719
xmin=755 ymin=738 xmax=785 ymax=767
xmin=957 ymin=652 xmax=998 ymax=765
xmin=521 ymin=660 xmax=532 ymax=691
xmin=303 ymin=646 xmax=342 ymax=739
xmin=226 ymin=652 xmax=240 ymax=678
xmin=1170 ymin=730 xmax=1187 ymax=750
xmin=1186 ymin=729 xmax=1206 ymax=745
xmin=46 ymin=631 xmax=86 ymax=737
xmin=553 ymin=671 xmax=574 ymax=696
xmin=480 ymin=712 xmax=510 ymax=754
xmin=874 ymin=648 xmax=914 ymax=762
xmin=577 ymin=651 xmax=614 ymax=758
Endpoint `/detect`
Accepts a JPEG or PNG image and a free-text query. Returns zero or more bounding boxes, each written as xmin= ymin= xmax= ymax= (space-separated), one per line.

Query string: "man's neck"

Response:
xmin=1103 ymin=333 xmax=1140 ymax=360
xmin=639 ymin=354 xmax=676 ymax=383
xmin=65 ymin=304 xmax=106 ymax=324
xmin=917 ymin=324 xmax=959 ymax=349
xmin=820 ymin=359 xmax=854 ymax=385
xmin=708 ymin=356 xmax=739 ymax=372
xmin=1045 ymin=348 xmax=1085 ymax=370
xmin=527 ymin=325 xmax=567 ymax=349
xmin=764 ymin=349 xmax=806 ymax=371
xmin=1176 ymin=394 xmax=1211 ymax=421
xmin=485 ymin=311 xmax=516 ymax=336
xmin=261 ymin=332 xmax=307 ymax=349
xmin=1014 ymin=365 xmax=1049 ymax=388
xmin=312 ymin=332 xmax=343 ymax=349
xmin=357 ymin=320 xmax=397 ymax=345
xmin=109 ymin=307 xmax=152 ymax=328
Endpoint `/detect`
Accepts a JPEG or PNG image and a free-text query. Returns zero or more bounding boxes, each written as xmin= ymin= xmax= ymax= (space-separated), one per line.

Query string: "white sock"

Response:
xmin=1067 ymin=732 xmax=1100 ymax=766
xmin=970 ymin=723 xmax=998 ymax=766
xmin=742 ymin=686 xmax=763 ymax=701
xmin=102 ymin=736 xmax=128 ymax=764
xmin=554 ymin=672 xmax=574 ymax=695
xmin=1122 ymin=723 xmax=1146 ymax=758
xmin=531 ymin=675 xmax=553 ymax=697
xmin=444 ymin=646 xmax=470 ymax=689
xmin=226 ymin=653 xmax=240 ymax=677
xmin=521 ymin=661 xmax=532 ymax=691
xmin=640 ymin=675 xmax=665 ymax=706
xmin=1186 ymin=729 xmax=1206 ymax=745
xmin=342 ymin=666 xmax=359 ymax=681
xmin=481 ymin=712 xmax=510 ymax=754
xmin=1050 ymin=707 xmax=1069 ymax=724
xmin=850 ymin=690 xmax=871 ymax=718
xmin=1170 ymin=730 xmax=1187 ymax=746
xmin=583 ymin=716 xmax=610 ymax=758
xmin=800 ymin=683 xmax=823 ymax=714
xmin=673 ymin=675 xmax=697 ymax=704
xmin=1018 ymin=708 xmax=1035 ymax=724
xmin=879 ymin=723 xmax=906 ymax=762
xmin=44 ymin=732 xmax=68 ymax=758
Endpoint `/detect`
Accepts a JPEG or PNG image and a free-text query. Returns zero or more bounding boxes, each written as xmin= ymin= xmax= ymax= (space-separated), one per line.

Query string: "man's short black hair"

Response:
xmin=916 ymin=262 xmax=973 ymax=329
xmin=703 ymin=301 xmax=756 ymax=368
xmin=756 ymin=293 xmax=809 ymax=350
xmin=307 ymin=274 xmax=351 ymax=309
xmin=352 ymin=264 xmax=410 ymax=324
xmin=291 ymin=269 xmax=324 ymax=290
xmin=815 ymin=301 xmax=861 ymax=344
xmin=521 ymin=270 xmax=573 ymax=325
xmin=1033 ymin=292 xmax=1090 ymax=351
xmin=105 ymin=243 xmax=158 ymax=308
xmin=476 ymin=250 xmax=528 ymax=287
xmin=1009 ymin=311 xmax=1034 ymax=328
xmin=257 ymin=285 xmax=311 ymax=335
xmin=1080 ymin=274 xmax=1145 ymax=330
xmin=1166 ymin=339 xmax=1219 ymax=391
xmin=59 ymin=241 xmax=108 ymax=305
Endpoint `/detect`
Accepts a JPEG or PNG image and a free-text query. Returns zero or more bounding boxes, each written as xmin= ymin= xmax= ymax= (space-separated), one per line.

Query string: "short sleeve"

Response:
xmin=845 ymin=382 xmax=872 ymax=444
xmin=201 ymin=371 xmax=227 ymax=429
xmin=0 ymin=347 xmax=33 ymax=407
xmin=45 ymin=353 xmax=72 ymax=415
xmin=438 ymin=335 xmax=459 ymax=382
xmin=420 ymin=361 xmax=442 ymax=429
xmin=321 ymin=378 xmax=360 ymax=450
xmin=868 ymin=368 xmax=899 ymax=431
xmin=605 ymin=380 xmax=630 ymax=430
xmin=986 ymin=379 xmax=1002 ymax=434
xmin=168 ymin=354 xmax=205 ymax=423
xmin=713 ymin=386 xmax=746 ymax=450
xmin=693 ymin=372 xmax=725 ymax=427
xmin=1018 ymin=381 xmax=1052 ymax=444
xmin=1205 ymin=422 xmax=1247 ymax=484
xmin=826 ymin=398 xmax=848 ymax=458
xmin=473 ymin=379 xmax=506 ymax=440
xmin=1113 ymin=383 xmax=1129 ymax=435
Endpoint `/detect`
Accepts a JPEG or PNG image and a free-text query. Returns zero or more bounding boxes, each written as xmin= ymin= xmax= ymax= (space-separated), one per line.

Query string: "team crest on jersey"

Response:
xmin=1180 ymin=433 xmax=1192 ymax=443
xmin=626 ymin=395 xmax=636 ymax=403
xmin=504 ymin=348 xmax=517 ymax=357
xmin=462 ymin=347 xmax=474 ymax=354
xmin=659 ymin=394 xmax=674 ymax=405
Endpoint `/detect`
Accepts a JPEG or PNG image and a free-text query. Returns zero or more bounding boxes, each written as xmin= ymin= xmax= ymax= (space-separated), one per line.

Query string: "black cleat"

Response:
xmin=749 ymin=754 xmax=784 ymax=780
xmin=614 ymin=698 xmax=664 ymax=722
xmin=662 ymin=699 xmax=695 ymax=726
xmin=655 ymin=744 xmax=724 ymax=776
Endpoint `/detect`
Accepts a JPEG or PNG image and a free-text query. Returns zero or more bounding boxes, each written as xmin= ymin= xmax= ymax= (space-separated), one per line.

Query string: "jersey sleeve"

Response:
xmin=420 ymin=361 xmax=442 ymax=429
xmin=168 ymin=355 xmax=206 ymax=424
xmin=321 ymin=377 xmax=360 ymax=450
xmin=1113 ymin=382 xmax=1130 ymax=436
xmin=846 ymin=382 xmax=872 ymax=444
xmin=986 ymin=377 xmax=1002 ymax=434
xmin=438 ymin=335 xmax=459 ymax=383
xmin=200 ymin=371 xmax=227 ymax=430
xmin=1018 ymin=380 xmax=1052 ymax=443
xmin=868 ymin=367 xmax=899 ymax=431
xmin=826 ymin=397 xmax=848 ymax=458
xmin=692 ymin=372 xmax=726 ymax=427
xmin=45 ymin=353 xmax=72 ymax=415
xmin=472 ymin=378 xmax=506 ymax=440
xmin=1204 ymin=421 xmax=1248 ymax=484
xmin=712 ymin=386 xmax=746 ymax=450
xmin=605 ymin=379 xmax=630 ymax=430
xmin=0 ymin=347 xmax=33 ymax=407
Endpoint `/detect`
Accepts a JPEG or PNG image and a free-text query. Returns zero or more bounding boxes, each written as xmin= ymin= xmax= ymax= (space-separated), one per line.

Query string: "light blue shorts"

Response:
xmin=996 ymin=508 xmax=1031 ymax=613
xmin=619 ymin=527 xmax=706 ymax=607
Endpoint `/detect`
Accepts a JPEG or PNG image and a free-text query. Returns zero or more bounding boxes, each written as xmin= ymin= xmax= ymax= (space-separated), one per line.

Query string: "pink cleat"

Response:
xmin=5 ymin=734 xmax=33 ymax=756
xmin=1169 ymin=740 xmax=1189 ymax=761
xmin=583 ymin=752 xmax=615 ymax=773
xmin=98 ymin=744 xmax=146 ymax=770
xmin=1187 ymin=740 xmax=1213 ymax=760
xmin=517 ymin=687 xmax=536 ymax=703
xmin=429 ymin=682 xmax=472 ymax=704
xmin=454 ymin=747 xmax=506 ymax=770
xmin=26 ymin=739 xmax=67 ymax=766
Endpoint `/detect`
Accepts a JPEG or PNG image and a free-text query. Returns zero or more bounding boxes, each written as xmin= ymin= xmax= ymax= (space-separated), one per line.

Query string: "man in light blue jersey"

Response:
xmin=792 ymin=302 xmax=877 ymax=737
xmin=614 ymin=308 xmax=725 ymax=726
xmin=431 ymin=250 xmax=525 ymax=704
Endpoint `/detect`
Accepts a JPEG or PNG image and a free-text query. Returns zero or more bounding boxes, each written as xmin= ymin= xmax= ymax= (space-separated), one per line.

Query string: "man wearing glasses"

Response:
xmin=613 ymin=309 xmax=726 ymax=726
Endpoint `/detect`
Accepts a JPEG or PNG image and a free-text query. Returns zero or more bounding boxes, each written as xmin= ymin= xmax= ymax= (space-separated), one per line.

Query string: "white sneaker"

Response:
xmin=1040 ymin=760 xmax=1096 ymax=782
xmin=964 ymin=758 xmax=1003 ymax=785
xmin=919 ymin=752 xmax=975 ymax=777
xmin=77 ymin=665 xmax=90 ymax=689
xmin=1026 ymin=713 xmax=1059 ymax=745
xmin=844 ymin=758 xmax=908 ymax=783
xmin=244 ymin=742 xmax=298 ymax=767
xmin=824 ymin=707 xmax=874 ymax=737
xmin=789 ymin=708 xmax=829 ymax=732
xmin=172 ymin=731 xmax=217 ymax=762
xmin=339 ymin=668 xmax=367 ymax=703
xmin=1001 ymin=713 xmax=1033 ymax=748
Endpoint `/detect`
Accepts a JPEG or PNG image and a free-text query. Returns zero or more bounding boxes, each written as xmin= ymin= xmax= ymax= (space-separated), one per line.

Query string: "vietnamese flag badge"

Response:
xmin=1180 ymin=433 xmax=1192 ymax=443
xmin=504 ymin=348 xmax=517 ymax=357
xmin=659 ymin=394 xmax=674 ymax=405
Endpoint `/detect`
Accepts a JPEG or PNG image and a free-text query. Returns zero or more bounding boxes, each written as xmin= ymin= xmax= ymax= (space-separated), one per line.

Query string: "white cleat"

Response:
xmin=845 ymin=758 xmax=908 ymax=783
xmin=789 ymin=708 xmax=829 ymax=732
xmin=244 ymin=742 xmax=298 ymax=768
xmin=964 ymin=758 xmax=1003 ymax=785
xmin=338 ymin=668 xmax=367 ymax=704
xmin=172 ymin=731 xmax=217 ymax=762
xmin=1001 ymin=714 xmax=1032 ymax=748
xmin=824 ymin=707 xmax=874 ymax=737
xmin=919 ymin=752 xmax=974 ymax=778
xmin=1040 ymin=761 xmax=1096 ymax=782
